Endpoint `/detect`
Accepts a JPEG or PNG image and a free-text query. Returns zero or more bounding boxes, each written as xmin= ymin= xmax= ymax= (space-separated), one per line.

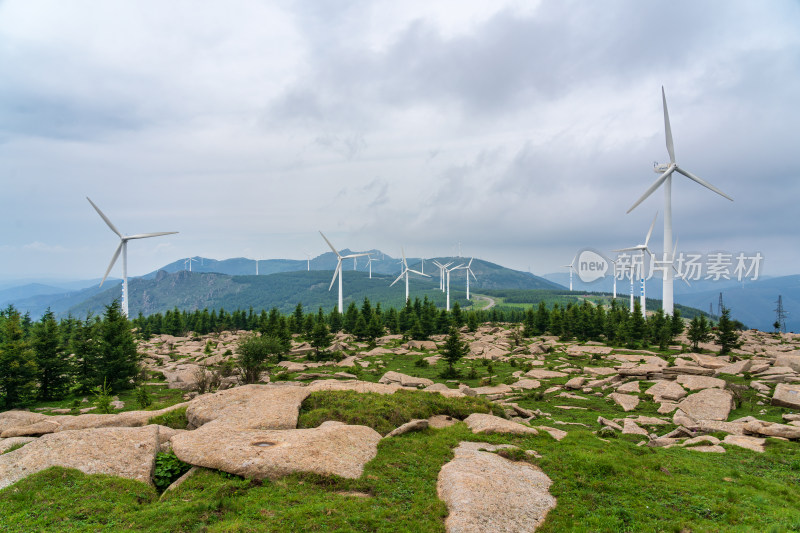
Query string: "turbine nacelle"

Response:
xmin=653 ymin=161 xmax=671 ymax=174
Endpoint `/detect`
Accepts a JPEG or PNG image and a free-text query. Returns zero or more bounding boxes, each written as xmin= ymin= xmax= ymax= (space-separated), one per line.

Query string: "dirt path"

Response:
xmin=475 ymin=295 xmax=496 ymax=310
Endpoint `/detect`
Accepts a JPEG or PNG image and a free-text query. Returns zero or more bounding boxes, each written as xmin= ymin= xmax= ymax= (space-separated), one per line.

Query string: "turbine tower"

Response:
xmin=462 ymin=258 xmax=478 ymax=300
xmin=390 ymin=248 xmax=429 ymax=302
xmin=614 ymin=213 xmax=658 ymax=318
xmin=320 ymin=231 xmax=369 ymax=313
xmin=445 ymin=263 xmax=464 ymax=311
xmin=184 ymin=257 xmax=197 ymax=272
xmin=627 ymin=87 xmax=733 ymax=315
xmin=303 ymin=250 xmax=312 ymax=271
xmin=87 ymin=197 xmax=177 ymax=317
xmin=562 ymin=257 xmax=576 ymax=291
xmin=365 ymin=255 xmax=379 ymax=279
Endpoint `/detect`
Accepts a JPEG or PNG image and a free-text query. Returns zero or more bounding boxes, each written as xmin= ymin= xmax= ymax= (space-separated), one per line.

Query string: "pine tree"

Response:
xmin=367 ymin=314 xmax=384 ymax=342
xmin=31 ymin=308 xmax=72 ymax=401
xmin=0 ymin=308 xmax=38 ymax=408
xmin=715 ymin=308 xmax=742 ymax=355
xmin=440 ymin=327 xmax=469 ymax=378
xmin=310 ymin=321 xmax=334 ymax=359
xmin=72 ymin=313 xmax=101 ymax=393
xmin=97 ymin=300 xmax=140 ymax=393
xmin=329 ymin=306 xmax=343 ymax=333
xmin=687 ymin=315 xmax=712 ymax=352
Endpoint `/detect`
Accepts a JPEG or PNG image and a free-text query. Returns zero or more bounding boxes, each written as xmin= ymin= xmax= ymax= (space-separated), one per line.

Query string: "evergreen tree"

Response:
xmin=385 ymin=308 xmax=400 ymax=334
xmin=523 ymin=307 xmax=536 ymax=337
xmin=466 ymin=311 xmax=479 ymax=332
xmin=410 ymin=317 xmax=427 ymax=340
xmin=687 ymin=315 xmax=712 ymax=351
xmin=329 ymin=306 xmax=343 ymax=333
xmin=31 ymin=308 xmax=71 ymax=401
xmin=343 ymin=302 xmax=359 ymax=334
xmin=310 ymin=321 xmax=334 ymax=359
xmin=0 ymin=308 xmax=38 ymax=408
xmin=96 ymin=300 xmax=140 ymax=392
xmin=451 ymin=302 xmax=464 ymax=327
xmin=534 ymin=301 xmax=550 ymax=336
xmin=670 ymin=309 xmax=684 ymax=338
xmin=354 ymin=314 xmax=368 ymax=341
xmin=440 ymin=327 xmax=469 ymax=377
xmin=715 ymin=308 xmax=742 ymax=355
xmin=72 ymin=314 xmax=101 ymax=393
xmin=625 ymin=301 xmax=647 ymax=349
xmin=292 ymin=303 xmax=304 ymax=334
xmin=367 ymin=314 xmax=384 ymax=342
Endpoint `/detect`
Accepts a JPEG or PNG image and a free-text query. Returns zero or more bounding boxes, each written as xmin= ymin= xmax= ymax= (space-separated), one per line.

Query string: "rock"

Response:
xmin=608 ymin=393 xmax=639 ymax=412
xmin=771 ymin=383 xmax=800 ymax=409
xmin=509 ymin=379 xmax=541 ymax=390
xmin=645 ymin=380 xmax=688 ymax=402
xmin=775 ymin=355 xmax=800 ymax=373
xmin=385 ymin=419 xmax=429 ymax=438
xmin=277 ymin=361 xmax=307 ymax=372
xmin=616 ymin=381 xmax=641 ymax=394
xmin=658 ymin=402 xmax=679 ymax=414
xmin=722 ymin=435 xmax=766 ymax=452
xmin=662 ymin=366 xmax=716 ymax=377
xmin=525 ymin=369 xmax=568 ymax=379
xmin=463 ymin=414 xmax=538 ymax=436
xmin=378 ymin=371 xmax=434 ymax=388
xmin=405 ymin=340 xmax=437 ymax=351
xmin=471 ymin=384 xmax=513 ymax=396
xmin=697 ymin=420 xmax=747 ymax=436
xmin=583 ymin=366 xmax=618 ymax=377
xmin=622 ymin=419 xmax=648 ymax=435
xmin=0 ymin=426 xmax=160 ymax=490
xmin=687 ymin=445 xmax=726 ymax=453
xmin=598 ymin=417 xmax=623 ymax=431
xmin=307 ymin=380 xmax=400 ymax=395
xmin=437 ymin=441 xmax=556 ymax=533
xmin=744 ymin=420 xmax=800 ymax=439
xmin=689 ymin=353 xmax=729 ymax=368
xmin=628 ymin=416 xmax=670 ymax=426
xmin=0 ymin=437 xmax=36 ymax=454
xmin=171 ymin=421 xmax=380 ymax=480
xmin=715 ymin=359 xmax=753 ymax=376
xmin=672 ymin=410 xmax=700 ymax=429
xmin=564 ymin=377 xmax=586 ymax=390
xmin=336 ymin=356 xmax=359 ymax=368
xmin=677 ymin=388 xmax=734 ymax=422
xmin=536 ymin=426 xmax=567 ymax=441
xmin=185 ymin=384 xmax=311 ymax=430
xmin=676 ymin=375 xmax=727 ymax=391
xmin=427 ymin=415 xmax=457 ymax=429
xmin=684 ymin=435 xmax=720 ymax=446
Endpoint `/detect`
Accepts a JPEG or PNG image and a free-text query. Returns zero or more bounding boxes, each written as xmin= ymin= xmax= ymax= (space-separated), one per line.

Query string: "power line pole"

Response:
xmin=718 ymin=293 xmax=725 ymax=316
xmin=775 ymin=295 xmax=787 ymax=333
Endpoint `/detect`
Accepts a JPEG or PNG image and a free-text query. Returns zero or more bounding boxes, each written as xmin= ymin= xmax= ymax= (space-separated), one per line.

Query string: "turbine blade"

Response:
xmin=127 ymin=231 xmax=178 ymax=240
xmin=87 ymin=197 xmax=123 ymax=238
xmin=328 ymin=260 xmax=341 ymax=291
xmin=470 ymin=269 xmax=477 ymax=281
xmin=612 ymin=246 xmax=641 ymax=253
xmin=407 ymin=269 xmax=430 ymax=277
xmin=644 ymin=212 xmax=658 ymax=248
xmin=432 ymin=260 xmax=443 ymax=268
xmin=674 ymin=265 xmax=691 ymax=287
xmin=626 ymin=166 xmax=674 ymax=214
xmin=319 ymin=231 xmax=341 ymax=258
xmin=342 ymin=253 xmax=370 ymax=259
xmin=674 ymin=166 xmax=734 ymax=201
xmin=390 ymin=271 xmax=405 ymax=286
xmin=101 ymin=242 xmax=123 ymax=286
xmin=662 ymin=87 xmax=675 ymax=164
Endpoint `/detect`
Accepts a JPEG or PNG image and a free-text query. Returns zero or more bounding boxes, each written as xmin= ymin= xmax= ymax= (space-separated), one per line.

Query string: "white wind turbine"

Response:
xmin=462 ymin=258 xmax=478 ymax=300
xmin=627 ymin=87 xmax=733 ymax=315
xmin=391 ymin=248 xmax=429 ymax=302
xmin=614 ymin=213 xmax=658 ymax=318
xmin=303 ymin=250 xmax=312 ymax=271
xmin=320 ymin=231 xmax=369 ymax=313
xmin=364 ymin=255 xmax=380 ymax=279
xmin=184 ymin=257 xmax=197 ymax=272
xmin=432 ymin=260 xmax=452 ymax=292
xmin=445 ymin=263 xmax=464 ymax=311
xmin=562 ymin=257 xmax=576 ymax=291
xmin=88 ymin=197 xmax=177 ymax=317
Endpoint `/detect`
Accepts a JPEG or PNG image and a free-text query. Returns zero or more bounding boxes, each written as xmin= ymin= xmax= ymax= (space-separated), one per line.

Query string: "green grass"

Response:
xmin=147 ymin=407 xmax=189 ymax=430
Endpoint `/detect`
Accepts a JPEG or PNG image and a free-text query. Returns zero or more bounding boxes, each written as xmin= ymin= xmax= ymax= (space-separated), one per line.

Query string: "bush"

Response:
xmin=237 ymin=334 xmax=286 ymax=384
xmin=148 ymin=406 xmax=188 ymax=429
xmin=153 ymin=451 xmax=192 ymax=492
xmin=135 ymin=386 xmax=152 ymax=409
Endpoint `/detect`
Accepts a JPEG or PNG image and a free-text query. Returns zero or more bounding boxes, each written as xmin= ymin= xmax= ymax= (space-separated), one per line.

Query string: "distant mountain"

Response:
xmin=1 ymin=253 xmax=558 ymax=319
xmin=0 ymin=283 xmax=72 ymax=306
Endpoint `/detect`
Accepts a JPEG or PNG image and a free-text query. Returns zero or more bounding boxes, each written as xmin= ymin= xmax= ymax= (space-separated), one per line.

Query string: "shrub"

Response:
xmin=153 ymin=451 xmax=192 ymax=492
xmin=148 ymin=407 xmax=188 ymax=429
xmin=135 ymin=386 xmax=152 ymax=409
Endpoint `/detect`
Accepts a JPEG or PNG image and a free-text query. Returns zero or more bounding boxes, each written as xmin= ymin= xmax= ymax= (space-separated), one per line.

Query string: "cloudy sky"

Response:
xmin=1 ymin=0 xmax=798 ymax=282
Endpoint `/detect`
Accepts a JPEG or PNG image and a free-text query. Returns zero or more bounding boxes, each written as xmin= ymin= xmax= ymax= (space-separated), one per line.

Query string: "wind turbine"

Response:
xmin=87 ymin=197 xmax=177 ymax=317
xmin=445 ymin=263 xmax=464 ymax=311
xmin=391 ymin=248 xmax=429 ymax=302
xmin=184 ymin=257 xmax=197 ymax=272
xmin=365 ymin=255 xmax=380 ymax=279
xmin=627 ymin=87 xmax=733 ymax=315
xmin=562 ymin=257 xmax=576 ymax=291
xmin=320 ymin=231 xmax=369 ymax=313
xmin=614 ymin=213 xmax=658 ymax=318
xmin=462 ymin=258 xmax=478 ymax=300
xmin=432 ymin=260 xmax=452 ymax=292
xmin=303 ymin=250 xmax=312 ymax=271
xmin=255 ymin=259 xmax=259 ymax=275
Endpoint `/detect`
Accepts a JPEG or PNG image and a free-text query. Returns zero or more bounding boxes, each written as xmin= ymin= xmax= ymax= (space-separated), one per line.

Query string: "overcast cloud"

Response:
xmin=1 ymin=0 xmax=798 ymax=280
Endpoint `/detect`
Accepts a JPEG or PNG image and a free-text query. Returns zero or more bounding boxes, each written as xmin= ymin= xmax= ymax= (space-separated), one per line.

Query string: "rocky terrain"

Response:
xmin=2 ymin=325 xmax=800 ymax=531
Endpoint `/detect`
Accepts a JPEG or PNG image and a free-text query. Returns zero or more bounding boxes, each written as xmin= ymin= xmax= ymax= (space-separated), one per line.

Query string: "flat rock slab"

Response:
xmin=385 ymin=419 xmax=429 ymax=438
xmin=510 ymin=379 xmax=541 ymax=390
xmin=0 ymin=437 xmax=36 ymax=454
xmin=616 ymin=381 xmax=641 ymax=394
xmin=186 ymin=384 xmax=310 ymax=430
xmin=437 ymin=442 xmax=556 ymax=533
xmin=677 ymin=388 xmax=734 ymax=422
xmin=471 ymin=384 xmax=513 ymax=396
xmin=464 ymin=414 xmax=538 ymax=436
xmin=0 ymin=426 xmax=160 ymax=490
xmin=772 ymin=383 xmax=800 ymax=409
xmin=535 ymin=426 xmax=567 ymax=441
xmin=525 ymin=369 xmax=568 ymax=379
xmin=171 ymin=421 xmax=380 ymax=480
xmin=645 ymin=380 xmax=688 ymax=402
xmin=608 ymin=393 xmax=639 ymax=412
xmin=723 ymin=435 xmax=766 ymax=453
xmin=307 ymin=380 xmax=401 ymax=395
xmin=676 ymin=375 xmax=726 ymax=391
xmin=379 ymin=371 xmax=434 ymax=388
xmin=744 ymin=420 xmax=800 ymax=439
xmin=583 ymin=366 xmax=618 ymax=377
xmin=428 ymin=415 xmax=458 ymax=429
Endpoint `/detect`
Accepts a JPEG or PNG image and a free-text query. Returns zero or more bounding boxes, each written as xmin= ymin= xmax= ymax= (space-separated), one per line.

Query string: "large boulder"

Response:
xmin=464 ymin=414 xmax=538 ymax=436
xmin=0 ymin=426 xmax=160 ymax=490
xmin=645 ymin=380 xmax=688 ymax=402
xmin=525 ymin=369 xmax=568 ymax=379
xmin=307 ymin=380 xmax=401 ymax=395
xmin=608 ymin=393 xmax=639 ymax=412
xmin=437 ymin=442 xmax=556 ymax=533
xmin=772 ymin=383 xmax=800 ymax=409
xmin=185 ymin=384 xmax=310 ymax=430
xmin=378 ymin=371 xmax=434 ymax=388
xmin=677 ymin=388 xmax=734 ymax=422
xmin=676 ymin=375 xmax=726 ymax=391
xmin=171 ymin=421 xmax=380 ymax=480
